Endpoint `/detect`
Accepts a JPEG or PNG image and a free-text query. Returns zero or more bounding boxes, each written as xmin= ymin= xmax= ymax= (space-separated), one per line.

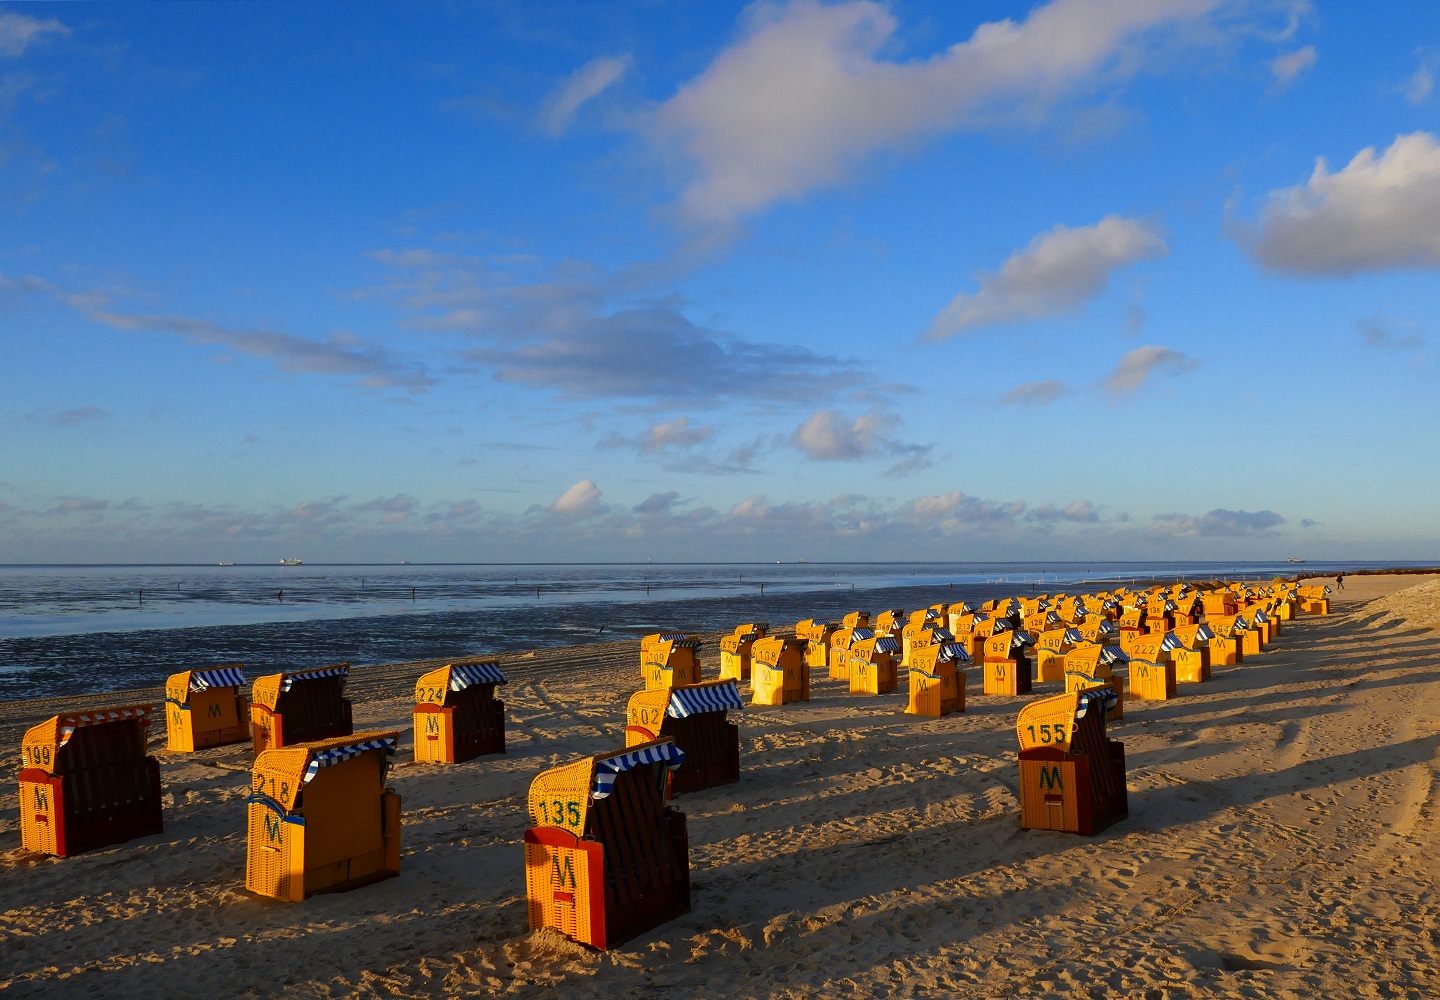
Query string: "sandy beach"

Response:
xmin=3 ymin=573 xmax=1439 ymax=998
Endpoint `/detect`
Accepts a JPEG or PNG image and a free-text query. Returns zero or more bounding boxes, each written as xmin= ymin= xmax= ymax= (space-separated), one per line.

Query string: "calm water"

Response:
xmin=0 ymin=560 xmax=1387 ymax=701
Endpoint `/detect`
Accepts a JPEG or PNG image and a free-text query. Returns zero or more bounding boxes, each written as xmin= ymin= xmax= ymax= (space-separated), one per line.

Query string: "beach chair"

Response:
xmin=906 ymin=642 xmax=968 ymax=717
xmin=250 ymin=664 xmax=353 ymax=753
xmin=1171 ymin=594 xmax=1203 ymax=626
xmin=1062 ymin=643 xmax=1126 ymax=721
xmin=245 ymin=731 xmax=401 ymax=902
xmin=1017 ymin=689 xmax=1127 ymax=835
xmin=874 ymin=609 xmax=905 ymax=635
xmin=848 ymin=635 xmax=900 ymax=695
xmin=413 ymin=662 xmax=507 ymax=763
xmin=625 ymin=680 xmax=743 ymax=796
xmin=164 ymin=665 xmax=248 ymax=752
xmin=1077 ymin=614 xmax=1120 ymax=646
xmin=1210 ymin=614 xmax=1261 ymax=659
xmin=1035 ymin=627 xmax=1085 ymax=682
xmin=841 ymin=610 xmax=871 ymax=629
xmin=1024 ymin=611 xmax=1063 ymax=637
xmin=1145 ymin=597 xmax=1176 ymax=634
xmin=828 ymin=626 xmax=876 ymax=680
xmin=718 ymin=623 xmax=767 ymax=681
xmin=981 ymin=629 xmax=1034 ymax=695
xmin=796 ymin=619 xmax=840 ymax=671
xmin=642 ymin=633 xmax=703 ymax=691
xmin=1118 ymin=607 xmax=1145 ymax=636
xmin=524 ymin=739 xmax=689 ymax=950
xmin=19 ymin=705 xmax=163 ymax=857
xmin=1203 ymin=591 xmax=1238 ymax=618
xmin=1169 ymin=624 xmax=1216 ymax=683
xmin=1127 ymin=656 xmax=1177 ymax=701
xmin=750 ymin=636 xmax=810 ymax=706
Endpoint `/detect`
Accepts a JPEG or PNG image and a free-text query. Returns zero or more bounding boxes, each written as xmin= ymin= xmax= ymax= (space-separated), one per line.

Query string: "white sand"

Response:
xmin=3 ymin=575 xmax=1440 ymax=998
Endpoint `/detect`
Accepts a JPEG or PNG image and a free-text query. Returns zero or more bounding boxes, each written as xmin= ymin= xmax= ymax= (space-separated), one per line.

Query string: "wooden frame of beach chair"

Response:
xmin=165 ymin=665 xmax=248 ymax=752
xmin=642 ymin=634 xmax=703 ymax=691
xmin=245 ymin=731 xmax=401 ymax=902
xmin=1203 ymin=591 xmax=1238 ymax=618
xmin=1118 ymin=607 xmax=1146 ymax=637
xmin=750 ymin=636 xmax=810 ymax=706
xmin=906 ymin=642 xmax=967 ymax=717
xmin=847 ymin=635 xmax=900 ymax=695
xmin=1034 ymin=627 xmax=1084 ymax=683
xmin=1077 ymin=615 xmax=1120 ymax=647
xmin=250 ymin=664 xmax=353 ymax=753
xmin=625 ymin=681 xmax=743 ymax=796
xmin=19 ymin=705 xmax=163 ymax=857
xmin=718 ymin=623 xmax=767 ymax=682
xmin=981 ymin=629 xmax=1034 ymax=696
xmin=1017 ymin=689 xmax=1127 ymax=836
xmin=413 ymin=662 xmax=507 ymax=763
xmin=795 ymin=619 xmax=840 ymax=671
xmin=841 ymin=610 xmax=871 ymax=629
xmin=524 ymin=739 xmax=690 ymax=951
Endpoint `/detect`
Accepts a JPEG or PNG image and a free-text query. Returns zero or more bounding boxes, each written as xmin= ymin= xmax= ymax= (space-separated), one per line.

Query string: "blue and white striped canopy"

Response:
xmin=850 ymin=627 xmax=876 ymax=641
xmin=1098 ymin=645 xmax=1130 ymax=666
xmin=874 ymin=636 xmax=901 ymax=654
xmin=1011 ymin=629 xmax=1036 ymax=647
xmin=1251 ymin=608 xmax=1269 ymax=624
xmin=923 ymin=608 xmax=941 ymax=620
xmin=929 ymin=626 xmax=955 ymax=642
xmin=591 ymin=740 xmax=685 ymax=800
xmin=280 ymin=664 xmax=349 ymax=692
xmin=302 ymin=735 xmax=397 ymax=784
xmin=657 ymin=633 xmax=688 ymax=642
xmin=449 ymin=662 xmax=507 ymax=690
xmin=190 ymin=666 xmax=245 ymax=691
xmin=667 ymin=681 xmax=744 ymax=718
xmin=936 ymin=641 xmax=970 ymax=662
xmin=1075 ymin=687 xmax=1119 ymax=720
xmin=1193 ymin=623 xmax=1217 ymax=642
xmin=1063 ymin=629 xmax=1085 ymax=645
xmin=1159 ymin=633 xmax=1186 ymax=653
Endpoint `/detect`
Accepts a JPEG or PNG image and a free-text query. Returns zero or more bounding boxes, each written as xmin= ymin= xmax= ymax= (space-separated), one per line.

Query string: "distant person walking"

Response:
xmin=1335 ymin=573 xmax=1345 ymax=590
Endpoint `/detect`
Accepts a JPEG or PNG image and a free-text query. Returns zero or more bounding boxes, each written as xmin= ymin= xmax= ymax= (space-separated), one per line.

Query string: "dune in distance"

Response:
xmin=2 ymin=573 xmax=1438 ymax=998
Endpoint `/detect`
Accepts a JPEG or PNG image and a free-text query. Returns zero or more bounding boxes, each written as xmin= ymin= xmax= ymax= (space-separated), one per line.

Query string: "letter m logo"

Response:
xmin=552 ymin=852 xmax=575 ymax=889
xmin=32 ymin=785 xmax=48 ymax=810
xmin=1039 ymin=765 xmax=1063 ymax=791
xmin=426 ymin=715 xmax=440 ymax=734
xmin=265 ymin=812 xmax=282 ymax=843
xmin=208 ymin=702 xmax=224 ymax=718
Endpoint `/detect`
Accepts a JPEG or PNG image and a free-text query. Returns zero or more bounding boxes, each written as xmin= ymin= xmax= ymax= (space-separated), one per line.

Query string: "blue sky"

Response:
xmin=2 ymin=1 xmax=1438 ymax=563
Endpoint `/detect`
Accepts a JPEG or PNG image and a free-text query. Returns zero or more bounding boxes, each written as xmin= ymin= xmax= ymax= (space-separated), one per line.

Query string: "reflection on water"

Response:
xmin=0 ymin=560 xmax=1383 ymax=702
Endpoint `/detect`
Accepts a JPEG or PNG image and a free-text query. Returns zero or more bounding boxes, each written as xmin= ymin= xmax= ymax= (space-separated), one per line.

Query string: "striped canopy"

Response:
xmin=1098 ymin=645 xmax=1130 ymax=666
xmin=1075 ymin=687 xmax=1118 ymax=721
xmin=850 ymin=627 xmax=876 ymax=641
xmin=280 ymin=663 xmax=348 ymax=692
xmin=667 ymin=681 xmax=744 ymax=718
xmin=303 ymin=735 xmax=397 ymax=784
xmin=875 ymin=636 xmax=901 ymax=654
xmin=57 ymin=705 xmax=153 ymax=749
xmin=1063 ymin=628 xmax=1085 ymax=644
xmin=189 ymin=666 xmax=246 ymax=691
xmin=1159 ymin=633 xmax=1186 ymax=653
xmin=929 ymin=626 xmax=955 ymax=642
xmin=935 ymin=642 xmax=970 ymax=663
xmin=591 ymin=741 xmax=685 ymax=800
xmin=449 ymin=662 xmax=507 ymax=690
xmin=657 ymin=633 xmax=689 ymax=642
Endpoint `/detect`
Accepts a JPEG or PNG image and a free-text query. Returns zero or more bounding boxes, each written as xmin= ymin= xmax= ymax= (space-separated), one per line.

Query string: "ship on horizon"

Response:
xmin=279 ymin=558 xmax=303 ymax=566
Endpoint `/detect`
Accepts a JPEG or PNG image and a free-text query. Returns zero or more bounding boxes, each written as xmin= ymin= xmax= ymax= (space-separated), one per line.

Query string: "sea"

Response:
xmin=0 ymin=560 xmax=1393 ymax=702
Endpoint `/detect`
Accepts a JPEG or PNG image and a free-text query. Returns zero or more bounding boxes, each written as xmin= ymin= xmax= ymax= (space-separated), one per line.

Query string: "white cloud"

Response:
xmin=927 ymin=216 xmax=1167 ymax=338
xmin=1029 ymin=499 xmax=1101 ymax=523
xmin=1269 ymin=45 xmax=1315 ymax=89
xmin=1404 ymin=54 xmax=1435 ymax=105
xmin=792 ymin=410 xmax=890 ymax=460
xmin=601 ymin=417 xmax=714 ymax=454
xmin=551 ymin=480 xmax=603 ymax=516
xmin=1246 ymin=132 xmax=1440 ymax=275
xmin=1002 ymin=379 xmax=1067 ymax=405
xmin=653 ymin=0 xmax=1230 ymax=225
xmin=1103 ymin=345 xmax=1199 ymax=395
xmin=0 ymin=12 xmax=67 ymax=58
xmin=539 ymin=55 xmax=632 ymax=136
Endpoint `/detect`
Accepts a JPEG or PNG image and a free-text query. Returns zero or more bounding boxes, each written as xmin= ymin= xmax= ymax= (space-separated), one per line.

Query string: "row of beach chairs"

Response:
xmin=14 ymin=576 xmax=1327 ymax=950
